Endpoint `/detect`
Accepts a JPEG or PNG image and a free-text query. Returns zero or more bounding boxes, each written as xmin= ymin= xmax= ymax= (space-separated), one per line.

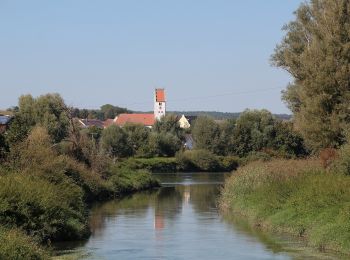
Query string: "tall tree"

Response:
xmin=6 ymin=94 xmax=69 ymax=144
xmin=192 ymin=116 xmax=221 ymax=154
xmin=101 ymin=125 xmax=132 ymax=158
xmin=272 ymin=0 xmax=350 ymax=151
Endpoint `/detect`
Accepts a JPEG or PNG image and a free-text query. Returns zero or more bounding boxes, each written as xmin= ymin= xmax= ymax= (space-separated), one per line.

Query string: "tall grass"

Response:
xmin=0 ymin=228 xmax=49 ymax=260
xmin=220 ymin=159 xmax=350 ymax=254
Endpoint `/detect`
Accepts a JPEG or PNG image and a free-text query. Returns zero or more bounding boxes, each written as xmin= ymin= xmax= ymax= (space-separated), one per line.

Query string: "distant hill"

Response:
xmin=137 ymin=111 xmax=292 ymax=120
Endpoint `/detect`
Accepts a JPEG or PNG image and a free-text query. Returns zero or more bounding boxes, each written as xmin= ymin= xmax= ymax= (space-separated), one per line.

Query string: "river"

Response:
xmin=56 ymin=172 xmax=339 ymax=259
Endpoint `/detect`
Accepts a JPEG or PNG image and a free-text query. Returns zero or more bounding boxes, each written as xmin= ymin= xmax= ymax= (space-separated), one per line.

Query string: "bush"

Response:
xmin=0 ymin=228 xmax=49 ymax=260
xmin=217 ymin=156 xmax=239 ymax=171
xmin=176 ymin=150 xmax=238 ymax=172
xmin=108 ymin=166 xmax=159 ymax=194
xmin=121 ymin=157 xmax=178 ymax=173
xmin=0 ymin=174 xmax=88 ymax=242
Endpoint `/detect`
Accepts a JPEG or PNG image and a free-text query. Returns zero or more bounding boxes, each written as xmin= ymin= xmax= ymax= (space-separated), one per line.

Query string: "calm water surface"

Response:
xmin=58 ymin=172 xmax=339 ymax=260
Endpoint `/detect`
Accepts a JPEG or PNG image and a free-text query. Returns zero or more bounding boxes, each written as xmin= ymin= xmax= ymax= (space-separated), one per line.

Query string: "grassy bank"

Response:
xmin=220 ymin=159 xmax=350 ymax=255
xmin=121 ymin=150 xmax=239 ymax=173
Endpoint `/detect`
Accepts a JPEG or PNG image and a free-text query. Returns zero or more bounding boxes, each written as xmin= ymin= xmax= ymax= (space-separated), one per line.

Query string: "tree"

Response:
xmin=146 ymin=132 xmax=182 ymax=157
xmin=100 ymin=104 xmax=129 ymax=120
xmin=272 ymin=0 xmax=350 ymax=151
xmin=272 ymin=121 xmax=307 ymax=157
xmin=6 ymin=94 xmax=69 ymax=145
xmin=101 ymin=125 xmax=132 ymax=158
xmin=232 ymin=110 xmax=275 ymax=156
xmin=219 ymin=119 xmax=236 ymax=155
xmin=192 ymin=116 xmax=222 ymax=154
xmin=123 ymin=123 xmax=150 ymax=156
xmin=153 ymin=114 xmax=184 ymax=139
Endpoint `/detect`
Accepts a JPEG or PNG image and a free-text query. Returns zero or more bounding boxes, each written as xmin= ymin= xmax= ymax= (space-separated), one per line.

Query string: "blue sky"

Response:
xmin=0 ymin=0 xmax=302 ymax=113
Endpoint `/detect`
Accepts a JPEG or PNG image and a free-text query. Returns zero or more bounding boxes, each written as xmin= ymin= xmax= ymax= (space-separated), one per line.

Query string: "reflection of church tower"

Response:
xmin=154 ymin=88 xmax=166 ymax=120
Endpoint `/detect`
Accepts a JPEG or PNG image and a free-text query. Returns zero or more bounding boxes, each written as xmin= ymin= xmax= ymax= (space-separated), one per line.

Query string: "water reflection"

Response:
xmin=61 ymin=172 xmax=340 ymax=260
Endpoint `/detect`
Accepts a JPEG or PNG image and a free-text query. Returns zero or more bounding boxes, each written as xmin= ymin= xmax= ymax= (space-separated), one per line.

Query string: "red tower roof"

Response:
xmin=155 ymin=89 xmax=165 ymax=102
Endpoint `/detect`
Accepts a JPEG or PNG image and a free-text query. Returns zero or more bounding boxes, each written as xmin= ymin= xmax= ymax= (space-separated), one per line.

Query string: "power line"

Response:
xmin=123 ymin=86 xmax=284 ymax=107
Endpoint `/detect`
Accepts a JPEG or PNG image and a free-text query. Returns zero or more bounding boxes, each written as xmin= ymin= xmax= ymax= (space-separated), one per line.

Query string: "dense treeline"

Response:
xmin=0 ymin=94 xmax=158 ymax=259
xmin=192 ymin=109 xmax=307 ymax=159
xmin=71 ymin=104 xmax=131 ymax=120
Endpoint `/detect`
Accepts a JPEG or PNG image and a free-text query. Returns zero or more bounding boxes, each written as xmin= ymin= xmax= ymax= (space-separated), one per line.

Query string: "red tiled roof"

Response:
xmin=103 ymin=119 xmax=115 ymax=128
xmin=155 ymin=89 xmax=165 ymax=102
xmin=115 ymin=114 xmax=155 ymax=126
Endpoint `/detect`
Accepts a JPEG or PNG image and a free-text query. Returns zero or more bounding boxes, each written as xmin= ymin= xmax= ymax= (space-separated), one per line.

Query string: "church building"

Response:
xmin=112 ymin=88 xmax=166 ymax=128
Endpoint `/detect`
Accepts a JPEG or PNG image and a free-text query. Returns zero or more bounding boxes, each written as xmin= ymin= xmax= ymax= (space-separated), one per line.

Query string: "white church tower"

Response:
xmin=154 ymin=88 xmax=166 ymax=120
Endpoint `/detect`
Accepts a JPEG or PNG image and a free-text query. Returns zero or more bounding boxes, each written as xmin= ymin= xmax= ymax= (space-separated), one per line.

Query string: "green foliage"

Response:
xmin=123 ymin=123 xmax=151 ymax=156
xmin=0 ymin=228 xmax=49 ymax=260
xmin=0 ymin=174 xmax=88 ymax=242
xmin=6 ymin=93 xmax=69 ymax=144
xmin=0 ymin=133 xmax=8 ymax=160
xmin=149 ymin=132 xmax=182 ymax=157
xmin=232 ymin=109 xmax=275 ymax=156
xmin=272 ymin=0 xmax=350 ymax=151
xmin=107 ymin=166 xmax=159 ymax=193
xmin=70 ymin=104 xmax=129 ymax=120
xmin=221 ymin=159 xmax=350 ymax=254
xmin=120 ymin=157 xmax=178 ymax=173
xmin=192 ymin=116 xmax=222 ymax=154
xmin=100 ymin=104 xmax=129 ymax=119
xmin=154 ymin=114 xmax=184 ymax=138
xmin=176 ymin=150 xmax=238 ymax=172
xmin=101 ymin=125 xmax=132 ymax=158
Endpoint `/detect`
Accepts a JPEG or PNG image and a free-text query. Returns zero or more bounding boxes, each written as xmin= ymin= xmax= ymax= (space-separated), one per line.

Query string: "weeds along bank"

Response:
xmin=121 ymin=150 xmax=239 ymax=173
xmin=0 ymin=127 xmax=159 ymax=259
xmin=220 ymin=158 xmax=350 ymax=255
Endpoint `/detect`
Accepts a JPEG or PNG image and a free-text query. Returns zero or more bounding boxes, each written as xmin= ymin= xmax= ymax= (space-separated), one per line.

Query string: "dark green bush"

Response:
xmin=0 ymin=174 xmax=88 ymax=242
xmin=217 ymin=156 xmax=239 ymax=171
xmin=176 ymin=150 xmax=238 ymax=172
xmin=108 ymin=166 xmax=159 ymax=194
xmin=120 ymin=157 xmax=178 ymax=173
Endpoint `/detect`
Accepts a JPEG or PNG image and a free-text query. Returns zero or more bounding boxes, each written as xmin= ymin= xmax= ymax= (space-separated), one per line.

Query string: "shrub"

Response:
xmin=0 ymin=228 xmax=49 ymax=260
xmin=121 ymin=157 xmax=178 ymax=173
xmin=176 ymin=150 xmax=219 ymax=171
xmin=217 ymin=156 xmax=239 ymax=171
xmin=0 ymin=174 xmax=88 ymax=242
xmin=108 ymin=166 xmax=159 ymax=194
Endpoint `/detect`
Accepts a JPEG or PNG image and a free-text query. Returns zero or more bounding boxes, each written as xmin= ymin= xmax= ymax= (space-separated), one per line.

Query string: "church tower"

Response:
xmin=154 ymin=88 xmax=166 ymax=120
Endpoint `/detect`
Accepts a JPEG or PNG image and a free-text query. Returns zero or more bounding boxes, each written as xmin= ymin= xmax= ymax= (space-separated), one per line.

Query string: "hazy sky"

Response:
xmin=0 ymin=0 xmax=302 ymax=113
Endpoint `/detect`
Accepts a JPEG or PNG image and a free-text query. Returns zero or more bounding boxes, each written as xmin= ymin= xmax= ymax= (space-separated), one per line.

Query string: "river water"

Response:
xmin=58 ymin=172 xmax=339 ymax=260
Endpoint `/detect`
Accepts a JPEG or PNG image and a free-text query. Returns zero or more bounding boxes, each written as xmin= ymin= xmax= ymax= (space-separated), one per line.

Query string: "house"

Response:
xmin=77 ymin=118 xmax=105 ymax=129
xmin=107 ymin=88 xmax=166 ymax=128
xmin=0 ymin=115 xmax=13 ymax=133
xmin=178 ymin=115 xmax=197 ymax=129
xmin=115 ymin=114 xmax=155 ymax=128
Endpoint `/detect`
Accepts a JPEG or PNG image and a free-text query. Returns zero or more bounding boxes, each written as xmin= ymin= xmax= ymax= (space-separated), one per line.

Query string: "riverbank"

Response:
xmin=120 ymin=150 xmax=239 ymax=173
xmin=0 ymin=168 xmax=159 ymax=260
xmin=220 ymin=159 xmax=350 ymax=256
xmin=0 ymin=128 xmax=160 ymax=259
